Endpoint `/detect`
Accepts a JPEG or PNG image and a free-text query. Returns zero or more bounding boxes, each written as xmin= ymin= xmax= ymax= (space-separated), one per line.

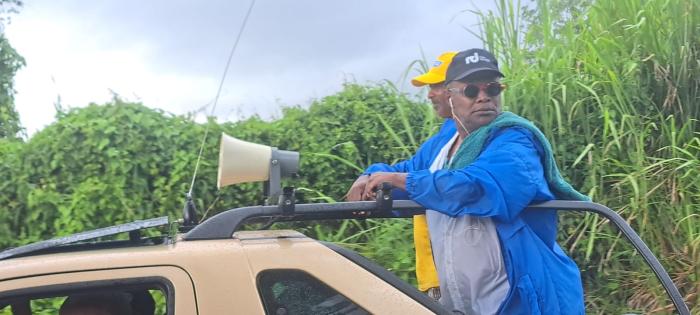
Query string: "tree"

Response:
xmin=0 ymin=34 xmax=24 ymax=139
xmin=0 ymin=0 xmax=24 ymax=139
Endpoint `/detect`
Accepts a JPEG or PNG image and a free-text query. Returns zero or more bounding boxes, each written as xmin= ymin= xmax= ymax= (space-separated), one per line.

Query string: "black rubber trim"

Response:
xmin=322 ymin=242 xmax=450 ymax=315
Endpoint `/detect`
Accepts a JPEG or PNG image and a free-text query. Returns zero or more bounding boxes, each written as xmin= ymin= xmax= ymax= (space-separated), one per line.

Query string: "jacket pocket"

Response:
xmin=454 ymin=215 xmax=485 ymax=245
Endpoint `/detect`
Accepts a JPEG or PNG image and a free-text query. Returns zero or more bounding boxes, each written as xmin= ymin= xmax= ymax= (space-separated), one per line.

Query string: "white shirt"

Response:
xmin=425 ymin=132 xmax=510 ymax=315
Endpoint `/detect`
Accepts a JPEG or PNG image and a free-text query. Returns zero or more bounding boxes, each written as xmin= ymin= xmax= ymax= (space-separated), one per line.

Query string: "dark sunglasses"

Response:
xmin=447 ymin=82 xmax=507 ymax=98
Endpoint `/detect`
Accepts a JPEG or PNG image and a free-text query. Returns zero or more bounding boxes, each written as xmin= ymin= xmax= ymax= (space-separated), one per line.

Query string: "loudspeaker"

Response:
xmin=217 ymin=133 xmax=299 ymax=190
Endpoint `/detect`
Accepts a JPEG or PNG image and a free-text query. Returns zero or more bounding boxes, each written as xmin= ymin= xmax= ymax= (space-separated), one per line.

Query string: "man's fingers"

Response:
xmin=346 ymin=177 xmax=369 ymax=201
xmin=346 ymin=187 xmax=361 ymax=201
xmin=363 ymin=177 xmax=379 ymax=200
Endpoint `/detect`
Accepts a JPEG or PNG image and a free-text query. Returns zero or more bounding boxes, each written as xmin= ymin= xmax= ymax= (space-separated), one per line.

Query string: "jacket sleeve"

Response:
xmin=364 ymin=160 xmax=414 ymax=174
xmin=363 ymin=120 xmax=456 ymax=175
xmin=405 ymin=128 xmax=546 ymax=222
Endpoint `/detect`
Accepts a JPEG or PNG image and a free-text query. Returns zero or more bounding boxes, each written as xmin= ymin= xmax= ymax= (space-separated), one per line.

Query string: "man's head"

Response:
xmin=411 ymin=51 xmax=457 ymax=118
xmin=60 ymin=292 xmax=134 ymax=315
xmin=445 ymin=48 xmax=505 ymax=133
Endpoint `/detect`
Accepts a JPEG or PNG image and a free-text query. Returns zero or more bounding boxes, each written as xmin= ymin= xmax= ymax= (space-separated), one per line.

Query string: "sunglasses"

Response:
xmin=447 ymin=82 xmax=507 ymax=98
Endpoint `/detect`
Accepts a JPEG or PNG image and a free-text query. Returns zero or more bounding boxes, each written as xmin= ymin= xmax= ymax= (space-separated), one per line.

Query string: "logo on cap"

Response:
xmin=433 ymin=60 xmax=443 ymax=67
xmin=465 ymin=52 xmax=491 ymax=65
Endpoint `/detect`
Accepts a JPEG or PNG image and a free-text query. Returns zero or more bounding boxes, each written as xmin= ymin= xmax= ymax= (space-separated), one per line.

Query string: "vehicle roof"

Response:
xmin=0 ymin=229 xmax=310 ymax=281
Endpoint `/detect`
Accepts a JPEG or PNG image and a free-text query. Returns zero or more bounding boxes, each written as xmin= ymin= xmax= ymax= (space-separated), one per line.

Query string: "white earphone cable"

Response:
xmin=449 ymin=97 xmax=470 ymax=138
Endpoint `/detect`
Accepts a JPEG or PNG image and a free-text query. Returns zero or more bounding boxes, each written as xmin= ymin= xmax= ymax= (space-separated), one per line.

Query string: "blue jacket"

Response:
xmin=364 ymin=119 xmax=457 ymax=199
xmin=365 ymin=119 xmax=585 ymax=314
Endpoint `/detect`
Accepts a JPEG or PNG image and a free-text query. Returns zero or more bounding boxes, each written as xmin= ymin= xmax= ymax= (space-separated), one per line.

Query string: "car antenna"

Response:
xmin=182 ymin=0 xmax=257 ymax=229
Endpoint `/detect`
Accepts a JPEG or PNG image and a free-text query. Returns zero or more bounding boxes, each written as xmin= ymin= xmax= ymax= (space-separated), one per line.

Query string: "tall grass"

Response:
xmin=306 ymin=1 xmax=697 ymax=312
xmin=475 ymin=0 xmax=699 ymax=313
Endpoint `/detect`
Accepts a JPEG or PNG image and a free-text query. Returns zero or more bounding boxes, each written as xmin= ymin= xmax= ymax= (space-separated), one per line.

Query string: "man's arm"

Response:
xmin=365 ymin=119 xmax=456 ymax=174
xmin=346 ymin=120 xmax=456 ymax=201
xmin=346 ymin=161 xmax=416 ymax=200
xmin=368 ymin=128 xmax=550 ymax=221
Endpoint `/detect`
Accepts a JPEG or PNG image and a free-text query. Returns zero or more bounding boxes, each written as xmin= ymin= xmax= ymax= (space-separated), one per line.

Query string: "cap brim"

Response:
xmin=448 ymin=68 xmax=504 ymax=83
xmin=411 ymin=72 xmax=445 ymax=87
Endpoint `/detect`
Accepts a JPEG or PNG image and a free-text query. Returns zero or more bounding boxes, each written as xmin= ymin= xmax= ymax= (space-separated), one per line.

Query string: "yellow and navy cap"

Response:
xmin=411 ymin=51 xmax=458 ymax=87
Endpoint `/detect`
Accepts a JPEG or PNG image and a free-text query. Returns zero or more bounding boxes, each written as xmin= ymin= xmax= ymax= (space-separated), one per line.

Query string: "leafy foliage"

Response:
xmin=0 ymin=0 xmax=23 ymax=140
xmin=0 ymin=85 xmax=436 ymax=248
xmin=477 ymin=0 xmax=699 ymax=312
xmin=0 ymin=0 xmax=698 ymax=313
xmin=0 ymin=0 xmax=22 ymax=29
xmin=0 ymin=34 xmax=24 ymax=139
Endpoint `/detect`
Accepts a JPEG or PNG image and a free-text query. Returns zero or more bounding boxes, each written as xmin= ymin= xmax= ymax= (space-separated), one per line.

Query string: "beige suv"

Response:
xmin=0 ymin=196 xmax=690 ymax=315
xmin=0 ymin=196 xmax=452 ymax=314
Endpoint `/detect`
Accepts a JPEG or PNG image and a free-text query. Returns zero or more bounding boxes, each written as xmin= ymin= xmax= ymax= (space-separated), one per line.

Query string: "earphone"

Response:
xmin=449 ymin=97 xmax=471 ymax=137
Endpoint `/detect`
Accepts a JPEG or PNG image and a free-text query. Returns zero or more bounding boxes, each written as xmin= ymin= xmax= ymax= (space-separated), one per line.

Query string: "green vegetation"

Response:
xmin=0 ymin=0 xmax=24 ymax=140
xmin=0 ymin=0 xmax=697 ymax=313
xmin=476 ymin=0 xmax=699 ymax=312
xmin=0 ymin=85 xmax=435 ymax=245
xmin=0 ymin=34 xmax=23 ymax=139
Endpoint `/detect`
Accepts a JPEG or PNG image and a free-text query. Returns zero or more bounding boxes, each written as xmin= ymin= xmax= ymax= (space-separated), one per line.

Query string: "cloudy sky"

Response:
xmin=5 ymin=1 xmax=495 ymax=136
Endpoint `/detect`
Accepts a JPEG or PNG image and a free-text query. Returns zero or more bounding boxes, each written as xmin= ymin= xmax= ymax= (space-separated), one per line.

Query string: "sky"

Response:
xmin=4 ymin=0 xmax=495 ymax=136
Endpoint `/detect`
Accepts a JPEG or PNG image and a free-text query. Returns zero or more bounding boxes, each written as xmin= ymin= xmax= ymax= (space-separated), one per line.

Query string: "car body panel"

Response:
xmin=0 ymin=230 xmax=434 ymax=314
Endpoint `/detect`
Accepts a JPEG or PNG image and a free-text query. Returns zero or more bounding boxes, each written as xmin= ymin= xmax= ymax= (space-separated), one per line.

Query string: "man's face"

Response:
xmin=427 ymin=83 xmax=452 ymax=119
xmin=446 ymin=75 xmax=503 ymax=132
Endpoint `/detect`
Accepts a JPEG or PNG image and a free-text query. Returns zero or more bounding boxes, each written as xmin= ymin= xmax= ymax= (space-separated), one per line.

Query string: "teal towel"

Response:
xmin=448 ymin=111 xmax=590 ymax=201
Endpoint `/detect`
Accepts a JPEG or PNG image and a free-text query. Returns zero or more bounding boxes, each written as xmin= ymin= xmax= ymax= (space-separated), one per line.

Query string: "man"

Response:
xmin=345 ymin=51 xmax=458 ymax=298
xmin=60 ymin=292 xmax=134 ymax=315
xmin=59 ymin=290 xmax=155 ymax=315
xmin=363 ymin=48 xmax=587 ymax=314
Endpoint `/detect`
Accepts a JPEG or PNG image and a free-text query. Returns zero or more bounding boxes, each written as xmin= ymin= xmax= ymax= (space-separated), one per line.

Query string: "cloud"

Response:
xmin=5 ymin=0 xmax=495 ymax=136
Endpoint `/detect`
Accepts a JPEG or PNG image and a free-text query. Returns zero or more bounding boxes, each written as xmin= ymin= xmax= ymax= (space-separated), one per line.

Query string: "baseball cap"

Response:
xmin=411 ymin=51 xmax=458 ymax=87
xmin=445 ymin=48 xmax=504 ymax=83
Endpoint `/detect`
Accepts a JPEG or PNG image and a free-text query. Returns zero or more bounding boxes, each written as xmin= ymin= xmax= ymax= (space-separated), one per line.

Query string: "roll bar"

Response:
xmin=183 ymin=193 xmax=688 ymax=314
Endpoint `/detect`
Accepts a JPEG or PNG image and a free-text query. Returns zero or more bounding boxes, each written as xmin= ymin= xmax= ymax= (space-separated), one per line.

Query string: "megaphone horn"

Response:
xmin=217 ymin=133 xmax=299 ymax=203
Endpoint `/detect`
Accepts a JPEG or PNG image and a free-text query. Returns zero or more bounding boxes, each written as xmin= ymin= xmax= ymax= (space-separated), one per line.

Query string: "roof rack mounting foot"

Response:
xmin=180 ymin=193 xmax=199 ymax=231
xmin=376 ymin=182 xmax=393 ymax=211
xmin=279 ymin=187 xmax=296 ymax=214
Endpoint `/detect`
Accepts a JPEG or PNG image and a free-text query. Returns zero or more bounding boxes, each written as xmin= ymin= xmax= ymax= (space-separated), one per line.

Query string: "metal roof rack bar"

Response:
xmin=183 ymin=200 xmax=424 ymax=241
xmin=526 ymin=201 xmax=689 ymax=315
xmin=0 ymin=217 xmax=170 ymax=261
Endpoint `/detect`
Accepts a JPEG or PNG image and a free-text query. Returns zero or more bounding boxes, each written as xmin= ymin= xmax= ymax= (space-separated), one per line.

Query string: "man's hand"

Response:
xmin=363 ymin=172 xmax=408 ymax=200
xmin=345 ymin=175 xmax=370 ymax=201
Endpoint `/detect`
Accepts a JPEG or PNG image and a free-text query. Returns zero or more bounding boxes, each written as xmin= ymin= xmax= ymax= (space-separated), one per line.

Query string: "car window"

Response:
xmin=0 ymin=267 xmax=197 ymax=315
xmin=257 ymin=269 xmax=369 ymax=315
xmin=0 ymin=288 xmax=166 ymax=315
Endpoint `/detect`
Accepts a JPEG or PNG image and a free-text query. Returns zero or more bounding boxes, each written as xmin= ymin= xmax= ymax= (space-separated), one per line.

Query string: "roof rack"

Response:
xmin=183 ymin=200 xmax=425 ymax=240
xmin=0 ymin=217 xmax=170 ymax=261
xmin=183 ymin=198 xmax=689 ymax=315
